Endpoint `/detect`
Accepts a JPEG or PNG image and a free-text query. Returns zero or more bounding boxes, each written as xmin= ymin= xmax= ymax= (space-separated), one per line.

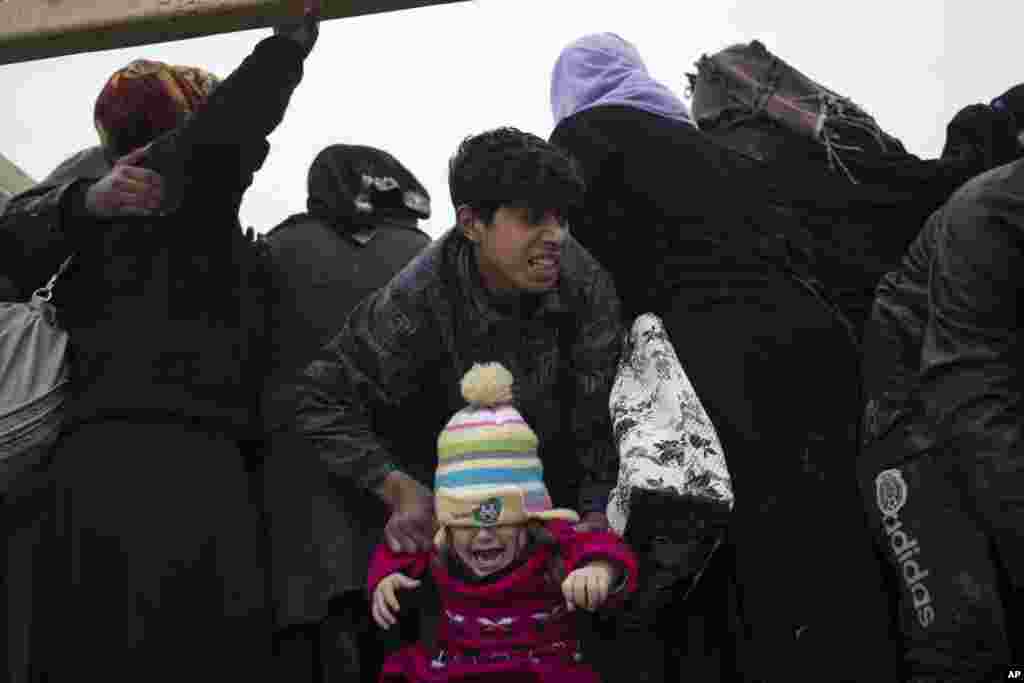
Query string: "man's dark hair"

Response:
xmin=448 ymin=127 xmax=585 ymax=225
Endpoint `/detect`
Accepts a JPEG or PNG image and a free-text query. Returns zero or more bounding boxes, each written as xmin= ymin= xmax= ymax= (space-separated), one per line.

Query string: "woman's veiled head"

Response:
xmin=94 ymin=60 xmax=220 ymax=160
xmin=550 ymin=33 xmax=694 ymax=129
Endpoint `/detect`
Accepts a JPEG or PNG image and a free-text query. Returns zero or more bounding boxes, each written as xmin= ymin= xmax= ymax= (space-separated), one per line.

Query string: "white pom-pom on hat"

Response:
xmin=460 ymin=362 xmax=515 ymax=407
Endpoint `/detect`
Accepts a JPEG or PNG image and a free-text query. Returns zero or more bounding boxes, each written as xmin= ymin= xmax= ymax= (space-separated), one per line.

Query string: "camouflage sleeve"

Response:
xmin=572 ymin=260 xmax=626 ymax=514
xmin=919 ymin=184 xmax=1023 ymax=556
xmin=293 ymin=283 xmax=436 ymax=492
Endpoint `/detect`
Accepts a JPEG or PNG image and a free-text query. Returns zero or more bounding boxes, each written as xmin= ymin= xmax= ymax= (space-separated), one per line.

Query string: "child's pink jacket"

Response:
xmin=367 ymin=520 xmax=639 ymax=683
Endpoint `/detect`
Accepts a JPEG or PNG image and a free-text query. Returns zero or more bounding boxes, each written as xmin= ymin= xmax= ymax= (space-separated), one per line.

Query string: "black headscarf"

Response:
xmin=306 ymin=144 xmax=430 ymax=233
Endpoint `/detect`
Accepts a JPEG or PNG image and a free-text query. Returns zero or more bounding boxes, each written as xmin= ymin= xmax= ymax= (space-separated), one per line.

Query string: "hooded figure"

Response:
xmin=548 ymin=32 xmax=766 ymax=321
xmin=551 ymin=33 xmax=694 ymax=129
xmin=264 ymin=144 xmax=431 ymax=392
xmin=261 ymin=144 xmax=431 ymax=680
xmin=549 ymin=33 xmax=896 ymax=683
xmin=305 ymin=144 xmax=430 ymax=235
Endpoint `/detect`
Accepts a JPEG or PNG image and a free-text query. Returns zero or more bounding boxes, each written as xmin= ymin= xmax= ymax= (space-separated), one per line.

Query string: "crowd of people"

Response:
xmin=1 ymin=2 xmax=1021 ymax=682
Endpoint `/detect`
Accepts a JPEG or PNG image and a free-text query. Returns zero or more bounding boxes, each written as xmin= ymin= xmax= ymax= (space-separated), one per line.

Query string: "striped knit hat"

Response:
xmin=434 ymin=363 xmax=578 ymax=543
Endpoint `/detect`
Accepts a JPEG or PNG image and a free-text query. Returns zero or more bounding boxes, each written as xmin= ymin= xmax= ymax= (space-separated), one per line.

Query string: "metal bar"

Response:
xmin=0 ymin=0 xmax=464 ymax=66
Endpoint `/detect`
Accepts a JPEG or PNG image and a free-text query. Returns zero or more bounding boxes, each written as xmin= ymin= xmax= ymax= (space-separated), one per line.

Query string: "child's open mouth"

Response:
xmin=472 ymin=547 xmax=505 ymax=564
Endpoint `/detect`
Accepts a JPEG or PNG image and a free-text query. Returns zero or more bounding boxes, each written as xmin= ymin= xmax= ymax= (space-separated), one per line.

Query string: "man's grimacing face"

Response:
xmin=460 ymin=205 xmax=567 ymax=294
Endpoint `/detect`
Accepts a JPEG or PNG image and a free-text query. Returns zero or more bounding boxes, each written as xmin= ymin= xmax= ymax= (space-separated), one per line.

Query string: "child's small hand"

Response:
xmin=372 ymin=572 xmax=421 ymax=630
xmin=562 ymin=560 xmax=619 ymax=612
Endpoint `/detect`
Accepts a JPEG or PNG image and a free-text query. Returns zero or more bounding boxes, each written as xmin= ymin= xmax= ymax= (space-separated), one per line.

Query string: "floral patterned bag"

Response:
xmin=607 ymin=313 xmax=734 ymax=593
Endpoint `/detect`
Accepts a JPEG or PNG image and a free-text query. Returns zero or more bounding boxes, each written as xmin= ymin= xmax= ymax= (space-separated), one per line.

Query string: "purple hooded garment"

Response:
xmin=550 ymin=33 xmax=695 ymax=128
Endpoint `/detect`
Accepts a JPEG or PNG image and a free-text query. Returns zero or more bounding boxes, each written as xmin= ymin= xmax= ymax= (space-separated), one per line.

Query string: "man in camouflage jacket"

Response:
xmin=292 ymin=128 xmax=623 ymax=606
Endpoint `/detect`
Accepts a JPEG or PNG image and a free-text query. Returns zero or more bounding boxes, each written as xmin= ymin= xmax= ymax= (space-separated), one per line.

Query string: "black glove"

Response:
xmin=273 ymin=2 xmax=320 ymax=58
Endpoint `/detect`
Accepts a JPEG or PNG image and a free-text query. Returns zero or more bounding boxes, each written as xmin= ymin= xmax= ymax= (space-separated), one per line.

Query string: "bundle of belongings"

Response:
xmin=608 ymin=314 xmax=733 ymax=601
xmin=688 ymin=40 xmax=1024 ymax=335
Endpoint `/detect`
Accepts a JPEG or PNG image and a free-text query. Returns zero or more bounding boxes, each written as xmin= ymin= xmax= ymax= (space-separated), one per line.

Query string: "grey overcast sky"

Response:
xmin=1 ymin=0 xmax=1021 ymax=237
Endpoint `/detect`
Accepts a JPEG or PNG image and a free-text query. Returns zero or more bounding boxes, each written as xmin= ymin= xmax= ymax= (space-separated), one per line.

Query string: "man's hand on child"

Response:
xmin=562 ymin=560 xmax=619 ymax=612
xmin=372 ymin=572 xmax=421 ymax=629
xmin=376 ymin=471 xmax=437 ymax=554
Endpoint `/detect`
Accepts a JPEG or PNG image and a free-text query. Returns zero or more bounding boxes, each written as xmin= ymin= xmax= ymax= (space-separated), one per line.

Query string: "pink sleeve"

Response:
xmin=551 ymin=521 xmax=640 ymax=599
xmin=366 ymin=543 xmax=431 ymax=595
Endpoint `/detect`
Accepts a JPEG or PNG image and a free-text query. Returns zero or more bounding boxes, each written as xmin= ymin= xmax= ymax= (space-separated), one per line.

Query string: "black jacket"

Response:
xmin=263 ymin=145 xmax=432 ymax=428
xmin=552 ymin=104 xmax=896 ymax=681
xmin=864 ymin=159 xmax=1024 ymax=577
xmin=550 ymin=106 xmax=781 ymax=323
xmin=551 ymin=103 xmax=1020 ymax=336
xmin=261 ymin=146 xmax=431 ymax=616
xmin=859 ymin=159 xmax=1024 ymax=678
xmin=704 ymin=102 xmax=1021 ymax=333
xmin=0 ymin=36 xmax=308 ymax=438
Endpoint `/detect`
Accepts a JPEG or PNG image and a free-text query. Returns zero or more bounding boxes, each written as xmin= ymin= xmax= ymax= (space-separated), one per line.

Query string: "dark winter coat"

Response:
xmin=550 ymin=105 xmax=780 ymax=323
xmin=865 ymin=159 xmax=1024 ymax=464
xmin=41 ymin=147 xmax=113 ymax=185
xmin=1 ymin=145 xmax=112 ymax=683
xmin=0 ymin=37 xmax=306 ymax=436
xmin=860 ymin=159 xmax=1024 ymax=678
xmin=551 ymin=103 xmax=1019 ymax=336
xmin=701 ymin=102 xmax=1021 ymax=333
xmin=0 ymin=34 xmax=310 ymax=679
xmin=292 ymin=227 xmax=623 ymax=534
xmin=262 ymin=145 xmax=431 ymax=622
xmin=550 ymin=104 xmax=896 ymax=682
xmin=263 ymin=145 xmax=432 ymax=424
xmin=0 ymin=148 xmax=110 ymax=301
xmin=1 ymin=144 xmax=114 ymax=683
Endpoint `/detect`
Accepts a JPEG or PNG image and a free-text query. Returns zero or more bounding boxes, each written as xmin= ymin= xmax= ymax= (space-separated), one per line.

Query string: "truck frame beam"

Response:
xmin=0 ymin=0 xmax=463 ymax=65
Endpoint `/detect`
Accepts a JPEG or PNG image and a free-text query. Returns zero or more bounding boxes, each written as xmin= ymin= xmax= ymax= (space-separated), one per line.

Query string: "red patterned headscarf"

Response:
xmin=94 ymin=60 xmax=221 ymax=159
